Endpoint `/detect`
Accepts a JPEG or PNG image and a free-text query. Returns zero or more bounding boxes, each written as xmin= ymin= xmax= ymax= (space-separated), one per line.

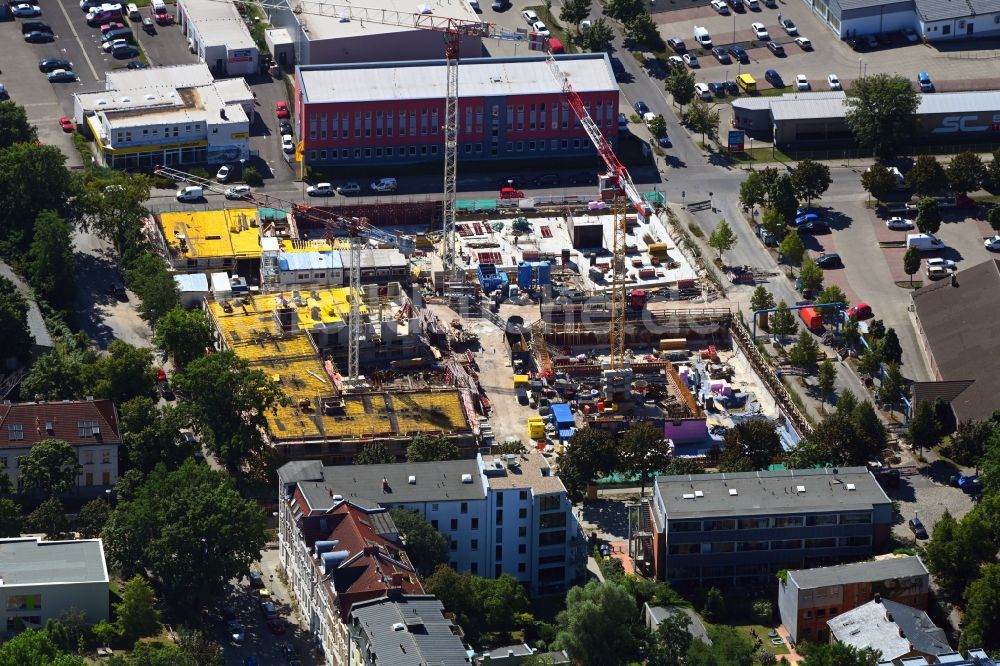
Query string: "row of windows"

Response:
xmin=668 ymin=535 xmax=871 ymax=555
xmin=113 ymin=123 xmax=204 ymax=145
xmin=672 ymin=512 xmax=873 ymax=532
xmin=306 ymin=138 xmax=593 ymax=162
xmin=1 ymin=450 xmax=111 ymax=469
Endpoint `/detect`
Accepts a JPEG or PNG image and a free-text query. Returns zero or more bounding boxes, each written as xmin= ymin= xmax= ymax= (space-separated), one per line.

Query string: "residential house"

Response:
xmin=879 ymin=649 xmax=999 ymax=665
xmin=347 ymin=595 xmax=471 ymax=666
xmin=828 ymin=597 xmax=950 ymax=664
xmin=779 ymin=555 xmax=930 ymax=643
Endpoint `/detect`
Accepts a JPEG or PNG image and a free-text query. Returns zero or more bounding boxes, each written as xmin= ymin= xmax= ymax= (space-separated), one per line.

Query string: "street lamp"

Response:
xmin=858 ymin=57 xmax=863 ymax=78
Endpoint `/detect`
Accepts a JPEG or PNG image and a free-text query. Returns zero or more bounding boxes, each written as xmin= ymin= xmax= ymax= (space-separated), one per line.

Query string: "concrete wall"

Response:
xmin=922 ymin=12 xmax=1000 ymax=41
xmin=1 ymin=580 xmax=108 ymax=631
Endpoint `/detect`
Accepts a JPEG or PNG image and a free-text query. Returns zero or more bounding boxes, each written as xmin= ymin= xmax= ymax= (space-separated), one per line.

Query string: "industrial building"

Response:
xmin=0 ymin=537 xmax=110 ymax=633
xmin=640 ymin=467 xmax=893 ymax=586
xmin=74 ymin=64 xmax=254 ymax=169
xmin=778 ymin=555 xmax=930 ymax=643
xmin=278 ymin=448 xmax=585 ymax=595
xmin=263 ymin=0 xmax=482 ymax=66
xmin=802 ymin=0 xmax=1000 ymax=41
xmin=293 ymin=54 xmax=619 ymax=167
xmin=732 ymin=90 xmax=1000 ymax=146
xmin=176 ymin=0 xmax=259 ymax=76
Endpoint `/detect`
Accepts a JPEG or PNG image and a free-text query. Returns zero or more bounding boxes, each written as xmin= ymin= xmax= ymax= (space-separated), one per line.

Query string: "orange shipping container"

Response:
xmin=799 ymin=307 xmax=823 ymax=331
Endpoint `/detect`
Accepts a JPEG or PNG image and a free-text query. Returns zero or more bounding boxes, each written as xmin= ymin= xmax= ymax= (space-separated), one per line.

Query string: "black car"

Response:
xmin=24 ymin=30 xmax=54 ymax=43
xmin=767 ymin=41 xmax=785 ymax=56
xmin=109 ymin=280 xmax=126 ymax=299
xmin=724 ymin=80 xmax=739 ymax=95
xmin=21 ymin=19 xmax=49 ymax=33
xmin=708 ymin=82 xmax=726 ymax=97
xmin=279 ymin=119 xmax=292 ymax=135
xmin=39 ymin=57 xmax=71 ymax=72
xmin=126 ymin=60 xmax=147 ymax=69
xmin=908 ymin=517 xmax=928 ymax=539
xmin=815 ymin=253 xmax=842 ymax=268
xmin=112 ymin=44 xmax=139 ymax=58
xmin=533 ymin=174 xmax=559 ymax=187
xmin=728 ymin=45 xmax=748 ymax=62
xmin=667 ymin=37 xmax=686 ymax=53
xmin=764 ymin=68 xmax=784 ymax=87
xmin=656 ymin=135 xmax=671 ymax=148
xmin=711 ymin=46 xmax=731 ymax=64
xmin=798 ymin=220 xmax=830 ymax=234
xmin=142 ymin=17 xmax=155 ymax=33
xmin=633 ymin=100 xmax=649 ymax=116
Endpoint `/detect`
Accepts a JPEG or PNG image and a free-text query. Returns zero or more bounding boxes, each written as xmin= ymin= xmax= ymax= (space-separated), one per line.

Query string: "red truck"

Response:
xmin=500 ymin=186 xmax=524 ymax=199
xmin=799 ymin=306 xmax=823 ymax=331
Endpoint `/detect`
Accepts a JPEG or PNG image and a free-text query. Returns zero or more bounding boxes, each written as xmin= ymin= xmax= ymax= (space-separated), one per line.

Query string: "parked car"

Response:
xmin=266 ymin=619 xmax=286 ymax=635
xmin=667 ymin=55 xmax=683 ymax=69
xmin=278 ymin=119 xmax=292 ymax=135
xmin=926 ymin=257 xmax=957 ymax=272
xmin=682 ymin=53 xmax=699 ymax=68
xmin=102 ymin=38 xmax=127 ymax=52
xmin=13 ymin=4 xmax=42 ymax=17
xmin=815 ymin=253 xmax=841 ymax=268
xmin=109 ymin=280 xmax=126 ymax=299
xmin=126 ymin=59 xmax=147 ymax=69
xmin=260 ymin=601 xmax=277 ymax=619
xmin=39 ymin=57 xmax=71 ymax=72
xmin=216 ymin=165 xmax=232 ymax=182
xmin=926 ymin=265 xmax=950 ymax=280
xmin=767 ymin=41 xmax=785 ymax=56
xmin=794 ymin=36 xmax=812 ymax=49
xmin=847 ymin=303 xmax=872 ymax=319
xmin=617 ymin=112 xmax=629 ymax=131
xmin=728 ymin=45 xmax=748 ymax=62
xmin=917 ymin=71 xmax=934 ymax=92
xmin=24 ymin=30 xmax=54 ymax=42
xmin=795 ymin=74 xmax=809 ymax=90
xmin=530 ymin=20 xmax=549 ymax=36
xmin=751 ymin=22 xmax=768 ymax=39
xmin=667 ymin=37 xmax=686 ymax=53
xmin=58 ymin=117 xmax=74 ymax=132
xmin=780 ymin=18 xmax=797 ymax=35
xmin=711 ymin=46 xmax=731 ymax=63
xmin=764 ymin=69 xmax=784 ymax=87
xmin=225 ymin=185 xmax=251 ymax=200
xmin=710 ymin=0 xmax=728 ymax=13
xmin=708 ymin=82 xmax=726 ymax=96
xmin=794 ymin=213 xmax=820 ymax=226
xmin=903 ymin=27 xmax=919 ymax=43
xmin=248 ymin=571 xmax=264 ymax=588
xmin=724 ymin=80 xmax=739 ymax=95
xmin=275 ymin=101 xmax=290 ymax=118
xmin=100 ymin=21 xmax=125 ymax=33
xmin=908 ymin=517 xmax=928 ymax=539
xmin=47 ymin=68 xmax=75 ymax=82
xmin=227 ymin=620 xmax=245 ymax=644
xmin=694 ymin=82 xmax=712 ymax=100
xmin=827 ymin=74 xmax=842 ymax=90
xmin=142 ymin=16 xmax=155 ymax=33
xmin=798 ymin=219 xmax=829 ymax=233
xmin=985 ymin=235 xmax=1000 ymax=251
xmin=885 ymin=216 xmax=913 ymax=230
xmin=111 ymin=43 xmax=138 ymax=58
xmin=21 ymin=20 xmax=50 ymax=34
xmin=370 ymin=177 xmax=398 ymax=192
xmin=337 ymin=182 xmax=361 ymax=195
xmin=281 ymin=134 xmax=294 ymax=153
xmin=633 ymin=100 xmax=649 ymax=115
xmin=521 ymin=8 xmax=537 ymax=22
xmin=307 ymin=182 xmax=334 ymax=196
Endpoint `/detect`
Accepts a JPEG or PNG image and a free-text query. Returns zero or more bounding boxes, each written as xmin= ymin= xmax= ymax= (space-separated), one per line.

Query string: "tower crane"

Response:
xmin=154 ymin=165 xmax=414 ymax=384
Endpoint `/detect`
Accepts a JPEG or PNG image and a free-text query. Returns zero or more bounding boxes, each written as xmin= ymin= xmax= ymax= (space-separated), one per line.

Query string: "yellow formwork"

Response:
xmin=160 ymin=208 xmax=261 ymax=260
xmin=393 ymin=391 xmax=468 ymax=435
xmin=206 ymin=288 xmax=367 ymax=344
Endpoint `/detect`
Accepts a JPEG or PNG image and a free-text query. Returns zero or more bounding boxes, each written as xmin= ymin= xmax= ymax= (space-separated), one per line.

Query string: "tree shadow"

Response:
xmin=72 ymin=249 xmax=119 ymax=349
xmin=922 ymin=459 xmax=960 ymax=485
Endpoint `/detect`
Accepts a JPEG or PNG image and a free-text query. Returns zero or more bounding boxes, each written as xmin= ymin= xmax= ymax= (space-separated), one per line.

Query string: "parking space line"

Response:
xmin=55 ymin=0 xmax=100 ymax=81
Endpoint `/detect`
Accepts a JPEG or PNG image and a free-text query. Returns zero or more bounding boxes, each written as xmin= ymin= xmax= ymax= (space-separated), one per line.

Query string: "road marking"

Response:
xmin=55 ymin=0 xmax=100 ymax=81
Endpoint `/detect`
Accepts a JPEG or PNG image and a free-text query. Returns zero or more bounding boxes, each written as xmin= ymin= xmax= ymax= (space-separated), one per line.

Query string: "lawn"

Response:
xmin=729 ymin=146 xmax=795 ymax=164
xmin=734 ymin=624 xmax=790 ymax=655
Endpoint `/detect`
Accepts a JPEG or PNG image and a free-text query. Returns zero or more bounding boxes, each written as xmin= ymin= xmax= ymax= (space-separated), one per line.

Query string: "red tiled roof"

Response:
xmin=0 ymin=400 xmax=121 ymax=449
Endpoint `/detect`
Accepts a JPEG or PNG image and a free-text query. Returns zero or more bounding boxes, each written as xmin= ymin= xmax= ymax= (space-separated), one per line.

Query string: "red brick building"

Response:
xmin=292 ymin=54 xmax=620 ymax=168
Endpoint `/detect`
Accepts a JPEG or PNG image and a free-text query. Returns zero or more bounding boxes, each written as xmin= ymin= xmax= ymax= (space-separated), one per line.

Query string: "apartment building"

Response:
xmin=0 ymin=537 xmax=109 ymax=633
xmin=648 ymin=467 xmax=893 ymax=586
xmin=347 ymin=596 xmax=471 ymax=666
xmin=779 ymin=555 xmax=930 ymax=643
xmin=0 ymin=399 xmax=121 ymax=493
xmin=278 ymin=449 xmax=584 ymax=595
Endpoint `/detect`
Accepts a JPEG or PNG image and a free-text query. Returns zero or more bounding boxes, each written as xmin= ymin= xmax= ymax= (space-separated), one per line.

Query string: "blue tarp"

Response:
xmin=558 ymin=428 xmax=576 ymax=440
xmin=550 ymin=402 xmax=574 ymax=428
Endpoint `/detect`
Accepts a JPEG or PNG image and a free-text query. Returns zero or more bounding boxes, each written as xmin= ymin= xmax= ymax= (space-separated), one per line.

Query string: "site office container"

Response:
xmin=798 ymin=306 xmax=823 ymax=331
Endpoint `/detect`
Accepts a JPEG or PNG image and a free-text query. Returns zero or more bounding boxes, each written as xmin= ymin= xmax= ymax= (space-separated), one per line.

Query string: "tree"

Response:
xmin=406 ymin=434 xmax=461 ymax=463
xmin=0 ymin=629 xmax=85 ymax=666
xmin=851 ymin=400 xmax=887 ymax=465
xmin=799 ymin=642 xmax=882 ymax=666
xmin=112 ymin=642 xmax=196 ymax=666
xmin=424 ymin=567 xmax=530 ymax=643
xmin=685 ymin=100 xmax=720 ymax=143
xmin=739 ymin=171 xmax=769 ymax=211
xmin=945 ymin=419 xmax=992 ymax=466
xmin=868 ymin=319 xmax=886 ymax=340
xmin=28 ymin=496 xmax=70 ymax=539
xmin=354 ymin=441 xmax=395 ymax=465
xmin=760 ymin=207 xmax=787 ymax=240
xmin=701 ymin=586 xmax=726 ymax=622
xmin=768 ymin=175 xmax=800 ymax=224
xmin=0 ymin=102 xmax=38 ymax=149
xmin=817 ymin=359 xmax=836 ymax=403
xmin=582 ymin=18 xmax=613 ymax=52
xmin=388 ymin=509 xmax=449 ymax=576
xmin=844 ymin=74 xmax=919 ymax=157
xmin=101 ymin=460 xmax=266 ymax=605
xmin=778 ymin=228 xmax=805 ymax=264
xmin=114 ymin=575 xmax=160 ymax=643
xmin=0 ymin=275 xmax=33 ymax=363
xmin=604 ymin=0 xmax=643 ymax=20
xmin=91 ymin=620 xmax=118 ymax=648
xmin=906 ymin=155 xmax=948 ymax=196
xmin=119 ymin=398 xmax=196 ymax=474
xmin=816 ymin=285 xmax=849 ymax=323
xmin=860 ymin=164 xmax=897 ymax=204
xmin=553 ymin=580 xmax=642 ymax=666
xmin=648 ymin=611 xmax=692 ymax=666
xmin=989 ymin=148 xmax=1000 ymax=190
xmin=878 ymin=362 xmax=904 ymax=408
xmin=556 ymin=428 xmax=616 ymax=501
xmin=790 ymin=329 xmax=820 ymax=373
xmin=176 ymin=628 xmax=223 ymax=666
xmin=89 ymin=340 xmax=157 ymax=404
xmin=750 ymin=286 xmax=775 ymax=314
xmin=719 ymin=420 xmax=781 ymax=472
xmin=0 ymin=143 xmax=74 ymax=256
xmin=769 ymin=301 xmax=797 ymax=341
xmin=77 ymin=171 xmax=152 ymax=262
xmin=947 ymin=150 xmax=987 ymax=194
xmin=799 ymin=257 xmax=824 ymax=294
xmin=153 ymin=307 xmax=214 ymax=369
xmin=625 ymin=12 xmax=663 ymax=50
xmin=558 ymin=0 xmax=590 ymax=29
xmin=125 ymin=253 xmax=180 ymax=325
xmin=27 ymin=211 xmax=76 ymax=309
xmin=20 ymin=332 xmax=95 ymax=401
xmin=960 ymin=562 xmax=1000 ymax=652
xmin=46 ymin=608 xmax=88 ymax=653
xmin=908 ymin=400 xmax=938 ymax=455
xmin=19 ymin=440 xmax=80 ymax=496
xmin=841 ymin=317 xmax=861 ymax=349
xmin=923 ymin=510 xmax=992 ymax=600
xmin=172 ymin=351 xmax=284 ymax=470
xmin=707 ymin=220 xmax=737 ymax=260
xmin=647 ymin=114 xmax=667 ymax=139
xmin=902 ymin=246 xmax=921 ymax=286
xmin=791 ymin=160 xmax=831 ymax=205
xmin=989 ymin=204 xmax=1000 ymax=233
xmin=620 ymin=422 xmax=672 ymax=496
xmin=915 ymin=197 xmax=942 ymax=234
xmin=76 ymin=497 xmax=111 ymax=538
xmin=879 ymin=327 xmax=903 ymax=365
xmin=664 ymin=67 xmax=696 ymax=110
xmin=0 ymin=498 xmax=23 ymax=538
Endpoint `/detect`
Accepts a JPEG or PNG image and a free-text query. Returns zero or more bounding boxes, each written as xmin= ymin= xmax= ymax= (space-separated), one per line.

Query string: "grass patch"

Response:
xmin=734 ymin=625 xmax=790 ymax=655
xmin=688 ymin=223 xmax=704 ymax=238
xmin=894 ymin=280 xmax=923 ymax=289
xmin=729 ymin=145 xmax=794 ymax=164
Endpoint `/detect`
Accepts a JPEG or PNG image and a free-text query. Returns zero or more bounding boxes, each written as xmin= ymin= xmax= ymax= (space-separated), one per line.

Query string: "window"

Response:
xmin=539 ymin=513 xmax=566 ymax=529
xmin=943 ymin=25 xmax=951 ymax=34
xmin=6 ymin=594 xmax=41 ymax=610
xmin=540 ymin=496 xmax=560 ymax=511
xmin=450 ymin=518 xmax=458 ymax=530
xmin=460 ymin=502 xmax=468 ymax=514
xmin=471 ymin=539 xmax=478 ymax=550
xmin=842 ymin=535 xmax=871 ymax=547
xmin=496 ymin=509 xmax=503 ymax=525
xmin=518 ymin=508 xmax=527 ymax=519
xmin=85 ymin=472 xmax=93 ymax=486
xmin=7 ymin=424 xmax=23 ymax=441
xmin=319 ymin=150 xmax=327 ymax=160
xmin=518 ymin=543 xmax=526 ymax=554
xmin=518 ymin=562 xmax=526 ymax=573
xmin=520 ymin=490 xmax=528 ymax=501
xmin=671 ymin=520 xmax=702 ymax=532
xmin=471 ymin=562 xmax=478 ymax=574
xmin=772 ymin=539 xmax=803 ymax=550
xmin=709 ymin=542 xmax=735 ymax=553
xmin=496 ymin=527 xmax=502 ymax=543
xmin=538 ymin=530 xmax=565 ymax=546
xmin=450 ymin=540 xmax=457 ymax=551
xmin=703 ymin=519 xmax=736 ymax=532
xmin=78 ymin=421 xmax=98 ymax=438
xmin=518 ymin=526 xmax=526 ymax=537
xmin=738 ymin=518 xmax=769 ymax=529
xmin=431 ymin=520 xmax=438 ymax=529
xmin=471 ymin=518 xmax=479 ymax=529
xmin=495 ymin=545 xmax=502 ymax=559
xmin=497 ymin=493 xmax=504 ymax=507
xmin=840 ymin=513 xmax=872 ymax=525
xmin=84 ymin=451 xmax=94 ymax=465
xmin=774 ymin=516 xmax=804 ymax=528
xmin=806 ymin=514 xmax=838 ymax=527
xmin=805 ymin=538 xmax=837 ymax=549
xmin=102 ymin=450 xmax=111 ymax=464
xmin=495 ymin=564 xmax=502 ymax=577
xmin=738 ymin=541 xmax=769 ymax=552
xmin=816 ymin=609 xmax=826 ymax=618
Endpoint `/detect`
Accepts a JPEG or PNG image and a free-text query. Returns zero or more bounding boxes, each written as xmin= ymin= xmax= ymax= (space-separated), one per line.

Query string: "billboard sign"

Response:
xmin=728 ymin=130 xmax=745 ymax=152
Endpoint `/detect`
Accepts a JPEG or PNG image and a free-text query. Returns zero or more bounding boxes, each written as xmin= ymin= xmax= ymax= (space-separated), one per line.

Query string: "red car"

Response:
xmin=275 ymin=102 xmax=290 ymax=119
xmin=266 ymin=619 xmax=285 ymax=635
xmin=100 ymin=21 xmax=125 ymax=33
xmin=847 ymin=303 xmax=872 ymax=320
xmin=499 ymin=187 xmax=524 ymax=200
xmin=58 ymin=117 xmax=74 ymax=132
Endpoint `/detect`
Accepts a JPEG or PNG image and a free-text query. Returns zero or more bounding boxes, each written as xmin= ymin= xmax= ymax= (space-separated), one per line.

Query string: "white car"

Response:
xmin=281 ymin=134 xmax=294 ymax=153
xmin=886 ymin=217 xmax=914 ymax=230
xmin=795 ymin=36 xmax=812 ymax=49
xmin=751 ymin=22 xmax=769 ymax=40
xmin=216 ymin=165 xmax=231 ymax=182
xmin=307 ymin=182 xmax=334 ymax=196
xmin=710 ymin=0 xmax=729 ymax=14
xmin=667 ymin=55 xmax=684 ymax=69
xmin=337 ymin=182 xmax=361 ymax=195
xmin=694 ymin=82 xmax=712 ymax=100
xmin=902 ymin=27 xmax=919 ymax=43
xmin=682 ymin=53 xmax=699 ymax=68
xmin=985 ymin=235 xmax=1000 ymax=251
xmin=521 ymin=9 xmax=537 ymax=23
xmin=795 ymin=74 xmax=809 ymax=90
xmin=827 ymin=74 xmax=842 ymax=90
xmin=926 ymin=257 xmax=957 ymax=272
xmin=14 ymin=4 xmax=41 ymax=16
xmin=225 ymin=185 xmax=251 ymax=200
xmin=531 ymin=20 xmax=549 ymax=36
xmin=102 ymin=38 xmax=128 ymax=52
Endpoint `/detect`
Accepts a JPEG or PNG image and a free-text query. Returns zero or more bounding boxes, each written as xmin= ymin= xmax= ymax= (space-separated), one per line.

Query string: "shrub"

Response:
xmin=243 ymin=166 xmax=263 ymax=185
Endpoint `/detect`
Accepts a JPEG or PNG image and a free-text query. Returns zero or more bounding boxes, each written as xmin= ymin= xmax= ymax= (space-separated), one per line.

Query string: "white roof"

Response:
xmin=279 ymin=251 xmax=344 ymax=272
xmin=917 ymin=90 xmax=1000 ymax=114
xmin=298 ymin=54 xmax=617 ymax=104
xmin=211 ymin=272 xmax=232 ymax=292
xmin=213 ymin=77 xmax=255 ymax=105
xmin=177 ymin=0 xmax=256 ymax=50
xmin=105 ymin=63 xmax=214 ymax=92
xmin=733 ymin=90 xmax=846 ymax=111
xmin=294 ymin=0 xmax=479 ymax=41
xmin=78 ymin=78 xmax=249 ymax=130
xmin=174 ymin=273 xmax=210 ymax=292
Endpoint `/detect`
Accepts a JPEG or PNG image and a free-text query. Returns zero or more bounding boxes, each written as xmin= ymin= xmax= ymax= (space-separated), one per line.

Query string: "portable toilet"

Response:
xmin=517 ymin=261 xmax=533 ymax=288
xmin=537 ymin=261 xmax=551 ymax=286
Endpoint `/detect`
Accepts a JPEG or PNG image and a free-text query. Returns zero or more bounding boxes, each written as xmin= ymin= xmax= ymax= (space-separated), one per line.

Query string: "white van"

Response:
xmin=888 ymin=166 xmax=906 ymax=190
xmin=746 ymin=0 xmax=759 ymax=8
xmin=906 ymin=233 xmax=945 ymax=252
xmin=370 ymin=177 xmax=398 ymax=193
xmin=176 ymin=185 xmax=204 ymax=202
xmin=693 ymin=25 xmax=712 ymax=47
xmin=126 ymin=2 xmax=139 ymax=18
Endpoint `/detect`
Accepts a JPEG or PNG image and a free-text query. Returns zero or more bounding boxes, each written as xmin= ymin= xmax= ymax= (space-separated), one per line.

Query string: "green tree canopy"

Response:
xmin=553 ymin=580 xmax=643 ymax=666
xmin=769 ymin=301 xmax=797 ymax=340
xmin=664 ymin=67 xmax=695 ymax=110
xmin=790 ymin=329 xmax=820 ymax=373
xmin=916 ymin=197 xmax=942 ymax=235
xmin=903 ymin=246 xmax=921 ymax=286
xmin=354 ymin=441 xmax=395 ymax=464
xmin=799 ymin=256 xmax=824 ymax=293
xmin=944 ymin=419 xmax=993 ymax=466
xmin=114 ymin=575 xmax=160 ymax=643
xmin=153 ymin=307 xmax=214 ymax=369
xmin=28 ymin=211 xmax=76 ymax=309
xmin=424 ymin=566 xmax=530 ymax=644
xmin=948 ymin=151 xmax=987 ymax=194
xmin=684 ymin=100 xmax=720 ymax=143
xmin=907 ymin=400 xmax=938 ymax=454
xmin=119 ymin=398 xmax=196 ymax=474
xmin=686 ymin=625 xmax=754 ymax=666
xmin=719 ymin=420 xmax=781 ymax=472
xmin=768 ymin=174 xmax=800 ymax=223
xmin=76 ymin=497 xmax=112 ymax=539
xmin=406 ymin=434 xmax=461 ymax=462
xmin=879 ymin=327 xmax=903 ymax=365
xmin=817 ymin=359 xmax=836 ymax=403
xmin=28 ymin=496 xmax=70 ymax=539
xmin=125 ymin=253 xmax=180 ymax=325
xmin=0 ymin=497 xmax=23 ymax=538
xmin=558 ymin=0 xmax=590 ymax=28
xmin=906 ymin=155 xmax=948 ymax=196
xmin=388 ymin=508 xmax=449 ymax=576
xmin=790 ymin=160 xmax=831 ymax=205
xmin=707 ymin=220 xmax=737 ymax=260
xmin=989 ymin=204 xmax=1000 ymax=233
xmin=101 ymin=460 xmax=267 ymax=605
xmin=0 ymin=275 xmax=33 ymax=362
xmin=0 ymin=102 xmax=38 ymax=150
xmin=749 ymin=286 xmax=775 ymax=313
xmin=779 ymin=229 xmax=806 ymax=265
xmin=624 ymin=12 xmax=663 ymax=50
xmin=0 ymin=629 xmax=85 ymax=666
xmin=557 ymin=428 xmax=616 ymax=501
xmin=604 ymin=0 xmax=643 ymax=20
xmin=582 ymin=17 xmax=613 ymax=51
xmin=860 ymin=164 xmax=897 ymax=203
xmin=960 ymin=561 xmax=1000 ymax=652
xmin=19 ymin=439 xmax=80 ymax=496
xmin=738 ymin=171 xmax=769 ymax=211
xmin=620 ymin=422 xmax=671 ymax=495
xmin=20 ymin=332 xmax=95 ymax=401
xmin=0 ymin=143 xmax=74 ymax=255
xmin=89 ymin=340 xmax=158 ymax=404
xmin=844 ymin=74 xmax=919 ymax=157
xmin=77 ymin=170 xmax=151 ymax=262
xmin=799 ymin=642 xmax=882 ymax=666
